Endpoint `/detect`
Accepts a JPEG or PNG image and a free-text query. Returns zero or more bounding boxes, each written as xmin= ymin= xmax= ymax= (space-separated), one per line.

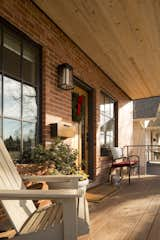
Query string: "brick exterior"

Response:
xmin=0 ymin=0 xmax=133 ymax=183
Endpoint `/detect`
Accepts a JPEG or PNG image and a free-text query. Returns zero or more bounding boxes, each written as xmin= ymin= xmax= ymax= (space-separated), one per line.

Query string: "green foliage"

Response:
xmin=22 ymin=138 xmax=88 ymax=180
xmin=75 ymin=170 xmax=89 ymax=181
xmin=49 ymin=138 xmax=78 ymax=175
xmin=22 ymin=144 xmax=53 ymax=164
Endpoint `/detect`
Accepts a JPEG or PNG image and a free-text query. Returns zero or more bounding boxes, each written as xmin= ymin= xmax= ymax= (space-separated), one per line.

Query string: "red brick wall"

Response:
xmin=0 ymin=0 xmax=132 ymax=182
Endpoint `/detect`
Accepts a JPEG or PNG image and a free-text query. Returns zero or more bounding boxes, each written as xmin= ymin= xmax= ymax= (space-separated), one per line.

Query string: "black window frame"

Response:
xmin=0 ymin=18 xmax=42 ymax=161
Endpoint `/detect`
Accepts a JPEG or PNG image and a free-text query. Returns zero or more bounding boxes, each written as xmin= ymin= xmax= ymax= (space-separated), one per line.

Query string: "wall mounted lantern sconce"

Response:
xmin=58 ymin=63 xmax=74 ymax=90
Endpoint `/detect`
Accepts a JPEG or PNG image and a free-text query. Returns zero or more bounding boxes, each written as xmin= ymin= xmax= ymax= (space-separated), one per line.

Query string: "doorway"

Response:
xmin=72 ymin=79 xmax=94 ymax=179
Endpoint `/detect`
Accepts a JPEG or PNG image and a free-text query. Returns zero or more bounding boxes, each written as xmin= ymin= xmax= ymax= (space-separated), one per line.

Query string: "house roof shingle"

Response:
xmin=133 ymin=96 xmax=160 ymax=119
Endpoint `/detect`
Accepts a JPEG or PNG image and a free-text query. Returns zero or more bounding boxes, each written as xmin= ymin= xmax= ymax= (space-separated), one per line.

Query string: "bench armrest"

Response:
xmin=0 ymin=189 xmax=81 ymax=200
xmin=22 ymin=175 xmax=81 ymax=182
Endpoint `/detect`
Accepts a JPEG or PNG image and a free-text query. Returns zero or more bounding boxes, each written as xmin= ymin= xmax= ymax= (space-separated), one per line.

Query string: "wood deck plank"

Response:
xmin=147 ymin=213 xmax=160 ymax=240
xmin=84 ymin=176 xmax=160 ymax=240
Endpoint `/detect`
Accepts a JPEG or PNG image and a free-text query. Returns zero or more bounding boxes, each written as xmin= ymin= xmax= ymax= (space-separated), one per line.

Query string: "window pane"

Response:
xmin=106 ymin=131 xmax=114 ymax=146
xmin=100 ymin=117 xmax=113 ymax=131
xmin=0 ymin=117 xmax=2 ymax=138
xmin=23 ymin=122 xmax=36 ymax=150
xmin=22 ymin=41 xmax=37 ymax=85
xmin=0 ymin=74 xmax=2 ymax=115
xmin=4 ymin=30 xmax=21 ymax=55
xmin=0 ymin=26 xmax=2 ymax=71
xmin=100 ymin=93 xmax=115 ymax=149
xmin=23 ymin=84 xmax=37 ymax=121
xmin=3 ymin=29 xmax=21 ymax=79
xmin=100 ymin=94 xmax=105 ymax=126
xmin=3 ymin=118 xmax=21 ymax=162
xmin=3 ymin=76 xmax=21 ymax=119
xmin=0 ymin=25 xmax=40 ymax=159
xmin=104 ymin=96 xmax=110 ymax=117
xmin=100 ymin=132 xmax=104 ymax=145
xmin=0 ymin=28 xmax=1 ymax=72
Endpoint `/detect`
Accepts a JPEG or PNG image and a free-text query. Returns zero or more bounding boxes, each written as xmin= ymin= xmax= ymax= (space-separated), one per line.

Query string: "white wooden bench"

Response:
xmin=0 ymin=138 xmax=89 ymax=239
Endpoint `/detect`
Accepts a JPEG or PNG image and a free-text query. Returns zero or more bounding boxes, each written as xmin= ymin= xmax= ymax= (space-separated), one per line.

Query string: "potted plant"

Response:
xmin=21 ymin=137 xmax=89 ymax=187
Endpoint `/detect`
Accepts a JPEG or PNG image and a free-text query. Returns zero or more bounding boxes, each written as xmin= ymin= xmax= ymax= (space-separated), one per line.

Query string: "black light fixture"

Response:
xmin=58 ymin=63 xmax=74 ymax=90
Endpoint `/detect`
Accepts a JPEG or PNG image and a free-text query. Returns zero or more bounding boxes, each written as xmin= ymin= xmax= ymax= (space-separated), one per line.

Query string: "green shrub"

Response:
xmin=22 ymin=144 xmax=53 ymax=164
xmin=21 ymin=138 xmax=88 ymax=180
xmin=49 ymin=138 xmax=78 ymax=175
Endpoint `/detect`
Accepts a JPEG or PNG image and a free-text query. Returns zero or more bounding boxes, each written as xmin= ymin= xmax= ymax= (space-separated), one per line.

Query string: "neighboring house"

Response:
xmin=133 ymin=97 xmax=160 ymax=173
xmin=134 ymin=96 xmax=160 ymax=144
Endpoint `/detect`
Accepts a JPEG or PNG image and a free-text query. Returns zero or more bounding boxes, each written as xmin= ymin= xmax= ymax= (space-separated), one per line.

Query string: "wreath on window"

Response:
xmin=72 ymin=92 xmax=85 ymax=122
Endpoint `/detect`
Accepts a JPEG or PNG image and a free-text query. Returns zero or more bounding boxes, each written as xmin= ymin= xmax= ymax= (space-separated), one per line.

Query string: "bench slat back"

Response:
xmin=0 ymin=138 xmax=36 ymax=232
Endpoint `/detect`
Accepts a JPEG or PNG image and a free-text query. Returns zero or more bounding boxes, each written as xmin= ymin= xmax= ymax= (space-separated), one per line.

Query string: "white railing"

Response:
xmin=123 ymin=145 xmax=160 ymax=174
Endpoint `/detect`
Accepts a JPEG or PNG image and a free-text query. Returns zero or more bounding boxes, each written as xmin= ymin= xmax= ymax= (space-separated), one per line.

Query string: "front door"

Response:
xmin=72 ymin=86 xmax=89 ymax=173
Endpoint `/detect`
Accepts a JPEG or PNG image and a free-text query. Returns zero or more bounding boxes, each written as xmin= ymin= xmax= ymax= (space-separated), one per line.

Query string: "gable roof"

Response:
xmin=133 ymin=97 xmax=160 ymax=119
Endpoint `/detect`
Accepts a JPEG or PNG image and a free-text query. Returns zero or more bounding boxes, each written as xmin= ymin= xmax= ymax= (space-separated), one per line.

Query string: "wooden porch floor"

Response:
xmin=81 ymin=176 xmax=160 ymax=240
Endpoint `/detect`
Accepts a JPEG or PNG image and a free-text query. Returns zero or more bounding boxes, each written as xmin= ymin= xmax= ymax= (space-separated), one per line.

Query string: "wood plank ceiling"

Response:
xmin=34 ymin=0 xmax=160 ymax=100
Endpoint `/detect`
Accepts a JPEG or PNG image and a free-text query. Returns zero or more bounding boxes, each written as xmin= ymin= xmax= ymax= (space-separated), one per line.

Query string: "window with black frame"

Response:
xmin=100 ymin=92 xmax=116 ymax=156
xmin=0 ymin=23 xmax=41 ymax=162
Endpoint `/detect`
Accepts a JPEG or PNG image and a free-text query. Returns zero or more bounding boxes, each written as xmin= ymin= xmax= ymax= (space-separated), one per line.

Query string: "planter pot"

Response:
xmin=16 ymin=163 xmax=48 ymax=176
xmin=77 ymin=178 xmax=90 ymax=235
xmin=78 ymin=178 xmax=89 ymax=194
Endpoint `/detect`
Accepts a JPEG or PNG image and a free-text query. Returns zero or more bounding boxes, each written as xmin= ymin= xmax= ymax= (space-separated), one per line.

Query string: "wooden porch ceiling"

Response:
xmin=34 ymin=0 xmax=160 ymax=100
